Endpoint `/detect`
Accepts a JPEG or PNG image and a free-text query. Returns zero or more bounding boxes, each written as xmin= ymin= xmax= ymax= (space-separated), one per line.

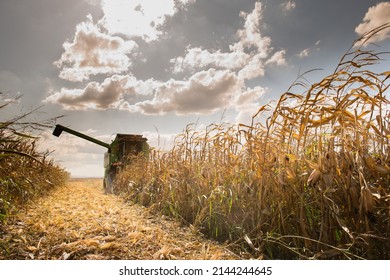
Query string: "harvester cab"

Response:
xmin=52 ymin=124 xmax=148 ymax=194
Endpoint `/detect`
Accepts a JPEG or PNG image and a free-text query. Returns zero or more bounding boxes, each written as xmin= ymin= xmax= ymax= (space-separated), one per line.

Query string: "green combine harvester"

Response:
xmin=52 ymin=124 xmax=149 ymax=193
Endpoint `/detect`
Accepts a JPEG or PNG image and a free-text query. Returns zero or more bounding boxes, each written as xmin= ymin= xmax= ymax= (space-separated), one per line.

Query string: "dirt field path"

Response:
xmin=0 ymin=179 xmax=238 ymax=260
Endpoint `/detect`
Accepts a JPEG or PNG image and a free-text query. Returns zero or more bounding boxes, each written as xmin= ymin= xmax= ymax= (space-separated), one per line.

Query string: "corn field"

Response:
xmin=115 ymin=25 xmax=390 ymax=259
xmin=0 ymin=97 xmax=69 ymax=226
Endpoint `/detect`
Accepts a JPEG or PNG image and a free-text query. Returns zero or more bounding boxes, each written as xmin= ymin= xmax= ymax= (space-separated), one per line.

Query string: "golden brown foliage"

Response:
xmin=0 ymin=97 xmax=69 ymax=224
xmin=115 ymin=25 xmax=390 ymax=259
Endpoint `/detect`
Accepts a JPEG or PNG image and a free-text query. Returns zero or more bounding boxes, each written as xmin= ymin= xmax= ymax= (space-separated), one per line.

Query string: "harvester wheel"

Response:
xmin=104 ymin=173 xmax=114 ymax=194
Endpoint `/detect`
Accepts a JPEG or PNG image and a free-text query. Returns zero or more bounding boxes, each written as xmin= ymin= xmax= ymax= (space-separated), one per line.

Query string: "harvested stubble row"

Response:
xmin=0 ymin=179 xmax=238 ymax=260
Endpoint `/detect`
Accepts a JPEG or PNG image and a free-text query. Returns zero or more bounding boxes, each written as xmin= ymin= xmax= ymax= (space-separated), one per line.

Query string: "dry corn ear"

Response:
xmin=363 ymin=154 xmax=376 ymax=172
xmin=374 ymin=164 xmax=390 ymax=174
xmin=286 ymin=167 xmax=296 ymax=180
xmin=360 ymin=186 xmax=374 ymax=213
xmin=307 ymin=169 xmax=321 ymax=186
xmin=322 ymin=173 xmax=334 ymax=187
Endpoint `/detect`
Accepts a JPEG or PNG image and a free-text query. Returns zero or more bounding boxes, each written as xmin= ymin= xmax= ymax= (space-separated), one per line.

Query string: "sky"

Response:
xmin=1 ymin=0 xmax=390 ymax=178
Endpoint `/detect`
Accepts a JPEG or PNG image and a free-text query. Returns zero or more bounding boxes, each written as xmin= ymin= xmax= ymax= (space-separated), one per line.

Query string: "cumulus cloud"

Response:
xmin=237 ymin=53 xmax=267 ymax=80
xmin=233 ymin=86 xmax=267 ymax=124
xmin=49 ymin=2 xmax=274 ymax=117
xmin=231 ymin=2 xmax=271 ymax=55
xmin=46 ymin=69 xmax=247 ymax=115
xmin=171 ymin=47 xmax=249 ymax=73
xmin=47 ymin=86 xmax=119 ymax=111
xmin=280 ymin=1 xmax=296 ymax=12
xmin=355 ymin=2 xmax=390 ymax=45
xmin=234 ymin=2 xmax=280 ymax=79
xmin=297 ymin=39 xmax=323 ymax=59
xmin=99 ymin=0 xmax=196 ymax=41
xmin=55 ymin=15 xmax=138 ymax=82
xmin=266 ymin=50 xmax=287 ymax=66
xmin=44 ymin=75 xmax=158 ymax=110
xmin=171 ymin=2 xmax=285 ymax=81
xmin=234 ymin=86 xmax=265 ymax=107
xmin=45 ymin=75 xmax=124 ymax=110
xmin=54 ymin=0 xmax=198 ymax=83
xmin=132 ymin=69 xmax=243 ymax=115
xmin=298 ymin=48 xmax=310 ymax=58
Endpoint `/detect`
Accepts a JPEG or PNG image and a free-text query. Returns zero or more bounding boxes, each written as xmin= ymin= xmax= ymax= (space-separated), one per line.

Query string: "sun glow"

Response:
xmin=99 ymin=0 xmax=178 ymax=41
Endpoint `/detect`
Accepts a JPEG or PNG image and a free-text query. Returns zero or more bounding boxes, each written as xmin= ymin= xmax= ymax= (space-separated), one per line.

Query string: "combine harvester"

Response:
xmin=52 ymin=124 xmax=149 ymax=193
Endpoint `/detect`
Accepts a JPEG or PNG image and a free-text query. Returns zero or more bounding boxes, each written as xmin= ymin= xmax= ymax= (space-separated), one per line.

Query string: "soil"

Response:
xmin=0 ymin=179 xmax=239 ymax=260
